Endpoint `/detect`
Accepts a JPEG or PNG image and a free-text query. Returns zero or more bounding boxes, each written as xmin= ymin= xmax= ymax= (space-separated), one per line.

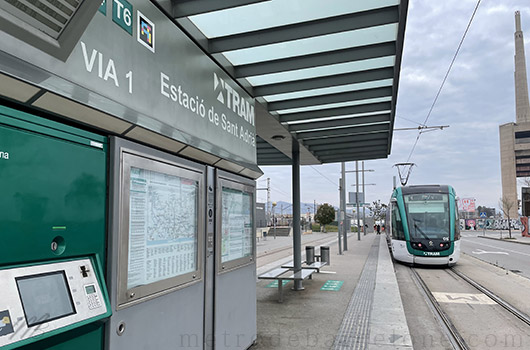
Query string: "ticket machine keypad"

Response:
xmin=85 ymin=284 xmax=103 ymax=310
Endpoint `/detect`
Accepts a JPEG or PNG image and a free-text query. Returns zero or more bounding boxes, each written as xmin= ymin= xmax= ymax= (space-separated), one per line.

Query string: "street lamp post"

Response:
xmin=343 ymin=164 xmax=375 ymax=241
xmin=272 ymin=202 xmax=277 ymax=239
xmin=362 ymin=161 xmax=366 ymax=235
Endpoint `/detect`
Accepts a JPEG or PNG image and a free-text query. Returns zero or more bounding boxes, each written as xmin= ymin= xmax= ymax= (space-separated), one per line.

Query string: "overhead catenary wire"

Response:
xmin=406 ymin=0 xmax=482 ymax=162
xmin=309 ymin=165 xmax=338 ymax=187
xmin=270 ymin=185 xmax=290 ymax=197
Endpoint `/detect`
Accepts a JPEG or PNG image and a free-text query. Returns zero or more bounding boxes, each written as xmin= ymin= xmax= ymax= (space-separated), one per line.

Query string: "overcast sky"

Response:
xmin=256 ymin=0 xmax=530 ymax=210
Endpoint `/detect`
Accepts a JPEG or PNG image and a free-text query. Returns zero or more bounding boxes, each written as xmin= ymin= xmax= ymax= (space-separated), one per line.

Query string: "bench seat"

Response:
xmin=258 ymin=267 xmax=314 ymax=302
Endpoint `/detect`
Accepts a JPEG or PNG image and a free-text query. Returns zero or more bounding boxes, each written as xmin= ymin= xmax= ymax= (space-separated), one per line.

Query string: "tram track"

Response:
xmin=409 ymin=268 xmax=470 ymax=350
xmin=449 ymin=268 xmax=530 ymax=327
xmin=409 ymin=266 xmax=530 ymax=349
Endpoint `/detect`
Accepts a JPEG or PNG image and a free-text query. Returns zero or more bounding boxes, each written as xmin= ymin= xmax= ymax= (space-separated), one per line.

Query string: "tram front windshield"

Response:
xmin=404 ymin=193 xmax=450 ymax=240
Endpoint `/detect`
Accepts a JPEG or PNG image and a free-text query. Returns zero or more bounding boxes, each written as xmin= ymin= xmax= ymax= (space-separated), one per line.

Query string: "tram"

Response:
xmin=386 ymin=185 xmax=460 ymax=266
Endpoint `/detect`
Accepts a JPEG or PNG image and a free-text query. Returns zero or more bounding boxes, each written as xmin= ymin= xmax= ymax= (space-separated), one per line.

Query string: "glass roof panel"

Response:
xmin=263 ymin=79 xmax=393 ymax=102
xmin=222 ymin=24 xmax=398 ymax=65
xmin=189 ymin=0 xmax=399 ymax=38
xmin=246 ymin=56 xmax=396 ymax=85
xmin=275 ymin=96 xmax=392 ymax=115
xmin=294 ymin=121 xmax=390 ymax=134
xmin=286 ymin=110 xmax=392 ymax=125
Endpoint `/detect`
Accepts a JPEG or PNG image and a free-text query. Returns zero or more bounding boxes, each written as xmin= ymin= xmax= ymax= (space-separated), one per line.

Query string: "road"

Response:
xmin=460 ymin=232 xmax=530 ymax=280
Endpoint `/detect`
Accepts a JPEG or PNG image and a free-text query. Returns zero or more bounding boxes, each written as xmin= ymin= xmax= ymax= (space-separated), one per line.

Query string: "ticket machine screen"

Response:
xmin=16 ymin=271 xmax=76 ymax=327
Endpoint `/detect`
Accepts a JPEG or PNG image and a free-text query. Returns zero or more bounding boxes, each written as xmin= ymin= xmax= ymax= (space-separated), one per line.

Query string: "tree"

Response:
xmin=369 ymin=200 xmax=387 ymax=224
xmin=499 ymin=196 xmax=515 ymax=239
xmin=315 ymin=203 xmax=335 ymax=232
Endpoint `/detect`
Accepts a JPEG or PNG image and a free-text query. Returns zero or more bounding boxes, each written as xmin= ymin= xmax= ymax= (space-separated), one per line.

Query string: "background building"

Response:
xmin=499 ymin=11 xmax=530 ymax=218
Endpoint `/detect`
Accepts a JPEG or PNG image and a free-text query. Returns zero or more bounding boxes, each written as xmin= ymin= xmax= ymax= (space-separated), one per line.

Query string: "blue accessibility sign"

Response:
xmin=479 ymin=212 xmax=487 ymax=218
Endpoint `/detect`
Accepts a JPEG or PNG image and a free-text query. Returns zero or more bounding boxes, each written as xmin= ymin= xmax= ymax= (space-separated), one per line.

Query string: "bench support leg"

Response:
xmin=278 ymin=279 xmax=284 ymax=303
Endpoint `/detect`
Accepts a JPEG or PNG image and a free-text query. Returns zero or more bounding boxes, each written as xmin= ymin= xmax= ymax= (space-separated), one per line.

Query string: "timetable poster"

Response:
xmin=221 ymin=187 xmax=253 ymax=263
xmin=127 ymin=166 xmax=198 ymax=289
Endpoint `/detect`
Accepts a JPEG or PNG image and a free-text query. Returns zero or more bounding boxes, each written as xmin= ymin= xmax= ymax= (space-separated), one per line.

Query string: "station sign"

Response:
xmin=0 ymin=0 xmax=256 ymax=165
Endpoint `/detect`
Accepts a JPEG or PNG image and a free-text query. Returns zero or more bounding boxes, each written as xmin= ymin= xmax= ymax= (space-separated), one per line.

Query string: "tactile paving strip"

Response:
xmin=332 ymin=235 xmax=380 ymax=350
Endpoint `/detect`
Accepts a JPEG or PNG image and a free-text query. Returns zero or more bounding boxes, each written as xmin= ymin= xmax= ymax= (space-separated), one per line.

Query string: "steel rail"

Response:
xmin=410 ymin=268 xmax=470 ymax=350
xmin=450 ymin=268 xmax=530 ymax=327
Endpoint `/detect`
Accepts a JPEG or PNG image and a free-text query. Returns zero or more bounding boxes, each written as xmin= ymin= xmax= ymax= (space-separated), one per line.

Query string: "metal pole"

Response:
xmin=362 ymin=161 xmax=366 ymax=236
xmin=267 ymin=178 xmax=271 ymax=223
xmin=356 ymin=161 xmax=361 ymax=240
xmin=292 ymin=140 xmax=303 ymax=290
xmin=273 ymin=204 xmax=276 ymax=239
xmin=341 ymin=162 xmax=347 ymax=251
xmin=337 ymin=176 xmax=343 ymax=255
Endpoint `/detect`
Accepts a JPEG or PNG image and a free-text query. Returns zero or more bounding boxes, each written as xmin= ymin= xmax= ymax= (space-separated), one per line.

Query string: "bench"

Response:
xmin=258 ymin=267 xmax=314 ymax=302
xmin=280 ymin=260 xmax=328 ymax=273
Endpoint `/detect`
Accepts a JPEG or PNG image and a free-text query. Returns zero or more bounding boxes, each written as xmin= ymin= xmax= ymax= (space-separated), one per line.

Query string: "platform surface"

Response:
xmin=253 ymin=232 xmax=412 ymax=349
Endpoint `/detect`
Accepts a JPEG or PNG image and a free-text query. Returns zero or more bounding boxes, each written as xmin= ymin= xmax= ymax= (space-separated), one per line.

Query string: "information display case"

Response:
xmin=216 ymin=173 xmax=255 ymax=272
xmin=117 ymin=149 xmax=204 ymax=307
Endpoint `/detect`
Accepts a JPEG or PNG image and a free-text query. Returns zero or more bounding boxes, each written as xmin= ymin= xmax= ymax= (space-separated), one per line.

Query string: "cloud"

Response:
xmin=260 ymin=0 xmax=530 ymax=210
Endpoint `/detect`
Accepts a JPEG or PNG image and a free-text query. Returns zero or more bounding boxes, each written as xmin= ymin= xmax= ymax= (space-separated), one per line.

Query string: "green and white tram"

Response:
xmin=387 ymin=185 xmax=460 ymax=266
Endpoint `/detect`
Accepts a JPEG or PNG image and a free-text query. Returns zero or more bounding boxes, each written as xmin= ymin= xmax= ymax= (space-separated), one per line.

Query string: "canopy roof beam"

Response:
xmin=288 ymin=113 xmax=390 ymax=132
xmin=268 ymin=86 xmax=392 ymax=111
xmin=307 ymin=138 xmax=388 ymax=152
xmin=234 ymin=41 xmax=396 ymax=78
xmin=302 ymin=132 xmax=390 ymax=146
xmin=318 ymin=153 xmax=388 ymax=163
xmin=169 ymin=0 xmax=272 ymax=18
xmin=254 ymin=67 xmax=394 ymax=97
xmin=295 ymin=123 xmax=390 ymax=140
xmin=209 ymin=6 xmax=399 ymax=53
xmin=314 ymin=146 xmax=388 ymax=158
xmin=279 ymin=101 xmax=391 ymax=123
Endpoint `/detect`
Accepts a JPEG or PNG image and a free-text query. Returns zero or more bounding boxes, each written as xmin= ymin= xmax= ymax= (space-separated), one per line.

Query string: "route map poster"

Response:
xmin=127 ymin=166 xmax=198 ymax=289
xmin=221 ymin=187 xmax=253 ymax=263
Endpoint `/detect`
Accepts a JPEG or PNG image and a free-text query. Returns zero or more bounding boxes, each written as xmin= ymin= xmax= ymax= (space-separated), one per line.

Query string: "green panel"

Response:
xmin=16 ymin=323 xmax=103 ymax=350
xmin=0 ymin=106 xmax=108 ymax=350
xmin=265 ymin=280 xmax=289 ymax=288
xmin=321 ymin=280 xmax=344 ymax=291
xmin=0 ymin=112 xmax=107 ymax=266
xmin=112 ymin=0 xmax=133 ymax=34
xmin=99 ymin=0 xmax=107 ymax=15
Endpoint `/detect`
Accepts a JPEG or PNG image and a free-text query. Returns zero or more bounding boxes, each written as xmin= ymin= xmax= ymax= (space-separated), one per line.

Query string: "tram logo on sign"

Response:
xmin=213 ymin=72 xmax=255 ymax=126
xmin=137 ymin=11 xmax=155 ymax=53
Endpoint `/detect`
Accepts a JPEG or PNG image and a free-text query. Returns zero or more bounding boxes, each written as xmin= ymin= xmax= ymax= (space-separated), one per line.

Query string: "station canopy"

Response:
xmin=153 ymin=0 xmax=408 ymax=166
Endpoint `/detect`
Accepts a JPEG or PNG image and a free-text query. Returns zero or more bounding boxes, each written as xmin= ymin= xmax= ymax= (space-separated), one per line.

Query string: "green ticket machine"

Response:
xmin=0 ymin=106 xmax=111 ymax=350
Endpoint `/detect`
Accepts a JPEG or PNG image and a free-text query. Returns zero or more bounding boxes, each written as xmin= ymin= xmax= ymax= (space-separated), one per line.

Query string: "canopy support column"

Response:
xmin=292 ymin=139 xmax=303 ymax=291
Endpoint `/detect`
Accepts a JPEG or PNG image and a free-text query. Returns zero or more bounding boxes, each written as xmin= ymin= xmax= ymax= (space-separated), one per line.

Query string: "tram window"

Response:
xmin=454 ymin=199 xmax=460 ymax=240
xmin=391 ymin=204 xmax=405 ymax=240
